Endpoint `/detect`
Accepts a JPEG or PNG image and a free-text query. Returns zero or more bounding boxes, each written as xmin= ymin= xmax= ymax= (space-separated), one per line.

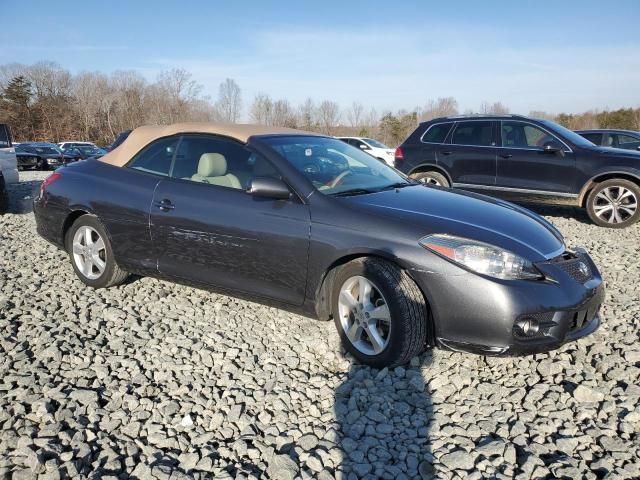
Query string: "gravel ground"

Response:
xmin=1 ymin=170 xmax=639 ymax=480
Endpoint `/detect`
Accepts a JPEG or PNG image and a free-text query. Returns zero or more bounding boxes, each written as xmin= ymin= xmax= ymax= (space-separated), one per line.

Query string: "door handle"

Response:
xmin=441 ymin=151 xmax=453 ymax=156
xmin=499 ymin=153 xmax=513 ymax=159
xmin=154 ymin=199 xmax=175 ymax=211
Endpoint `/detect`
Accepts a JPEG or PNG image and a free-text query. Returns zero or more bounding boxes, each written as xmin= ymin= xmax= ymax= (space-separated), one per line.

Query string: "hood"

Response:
xmin=343 ymin=185 xmax=565 ymax=262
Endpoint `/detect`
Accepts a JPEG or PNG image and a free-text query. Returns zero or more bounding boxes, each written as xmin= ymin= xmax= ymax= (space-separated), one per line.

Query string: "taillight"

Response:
xmin=39 ymin=172 xmax=61 ymax=197
xmin=394 ymin=147 xmax=404 ymax=167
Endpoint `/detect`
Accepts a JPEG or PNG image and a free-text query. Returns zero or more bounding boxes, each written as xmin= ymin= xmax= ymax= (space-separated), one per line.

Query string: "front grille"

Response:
xmin=549 ymin=252 xmax=592 ymax=283
xmin=569 ymin=304 xmax=600 ymax=332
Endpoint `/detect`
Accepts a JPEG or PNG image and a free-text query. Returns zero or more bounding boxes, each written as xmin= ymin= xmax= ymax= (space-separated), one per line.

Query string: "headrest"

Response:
xmin=198 ymin=153 xmax=227 ymax=177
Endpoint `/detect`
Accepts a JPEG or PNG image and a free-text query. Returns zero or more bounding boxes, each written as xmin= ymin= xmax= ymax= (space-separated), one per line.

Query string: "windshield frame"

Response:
xmin=260 ymin=135 xmax=413 ymax=197
xmin=363 ymin=138 xmax=389 ymax=149
xmin=537 ymin=119 xmax=599 ymax=149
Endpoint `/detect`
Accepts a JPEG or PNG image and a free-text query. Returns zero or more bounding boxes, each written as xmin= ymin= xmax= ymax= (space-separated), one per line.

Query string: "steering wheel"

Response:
xmin=327 ymin=170 xmax=352 ymax=188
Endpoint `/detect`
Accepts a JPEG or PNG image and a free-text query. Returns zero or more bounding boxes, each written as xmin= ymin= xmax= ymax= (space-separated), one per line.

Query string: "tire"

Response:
xmin=65 ymin=215 xmax=129 ymax=288
xmin=332 ymin=257 xmax=429 ymax=368
xmin=36 ymin=159 xmax=47 ymax=171
xmin=0 ymin=176 xmax=8 ymax=214
xmin=586 ymin=179 xmax=640 ymax=228
xmin=412 ymin=171 xmax=450 ymax=187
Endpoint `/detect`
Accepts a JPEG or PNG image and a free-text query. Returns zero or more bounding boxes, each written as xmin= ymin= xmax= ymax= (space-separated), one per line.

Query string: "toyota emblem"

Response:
xmin=578 ymin=262 xmax=589 ymax=277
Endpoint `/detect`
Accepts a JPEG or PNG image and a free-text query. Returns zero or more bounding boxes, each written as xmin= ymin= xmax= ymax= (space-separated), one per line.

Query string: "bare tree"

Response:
xmin=528 ymin=110 xmax=555 ymax=121
xmin=317 ymin=100 xmax=340 ymax=135
xmin=271 ymin=99 xmax=296 ymax=127
xmin=73 ymin=71 xmax=109 ymax=139
xmin=346 ymin=101 xmax=364 ymax=128
xmin=250 ymin=93 xmax=273 ymax=125
xmin=216 ymin=78 xmax=242 ymax=123
xmin=479 ymin=101 xmax=509 ymax=115
xmin=156 ymin=68 xmax=202 ymax=123
xmin=298 ymin=98 xmax=317 ymax=131
xmin=419 ymin=97 xmax=458 ymax=121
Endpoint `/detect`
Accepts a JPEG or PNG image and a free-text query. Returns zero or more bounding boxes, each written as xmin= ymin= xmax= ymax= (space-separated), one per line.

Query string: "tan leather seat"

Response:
xmin=191 ymin=153 xmax=241 ymax=189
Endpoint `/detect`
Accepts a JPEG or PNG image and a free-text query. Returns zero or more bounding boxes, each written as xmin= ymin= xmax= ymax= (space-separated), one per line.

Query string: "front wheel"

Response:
xmin=65 ymin=215 xmax=129 ymax=288
xmin=412 ymin=171 xmax=449 ymax=187
xmin=586 ymin=179 xmax=640 ymax=228
xmin=332 ymin=258 xmax=429 ymax=368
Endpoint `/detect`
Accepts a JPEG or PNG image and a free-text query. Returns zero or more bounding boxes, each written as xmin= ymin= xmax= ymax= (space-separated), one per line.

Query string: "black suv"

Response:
xmin=395 ymin=115 xmax=640 ymax=228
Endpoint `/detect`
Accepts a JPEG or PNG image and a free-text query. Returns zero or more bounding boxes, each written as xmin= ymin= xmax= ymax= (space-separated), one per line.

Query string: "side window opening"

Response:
xmin=451 ymin=121 xmax=494 ymax=147
xmin=501 ymin=122 xmax=558 ymax=149
xmin=128 ymin=136 xmax=180 ymax=176
xmin=170 ymin=135 xmax=281 ymax=190
xmin=422 ymin=122 xmax=453 ymax=144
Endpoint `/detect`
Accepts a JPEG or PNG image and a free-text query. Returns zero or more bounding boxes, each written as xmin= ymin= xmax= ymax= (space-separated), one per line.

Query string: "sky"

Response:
xmin=1 ymin=0 xmax=639 ymax=116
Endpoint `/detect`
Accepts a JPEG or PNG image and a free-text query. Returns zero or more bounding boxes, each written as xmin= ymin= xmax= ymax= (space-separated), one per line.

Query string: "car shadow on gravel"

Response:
xmin=335 ymin=350 xmax=435 ymax=479
xmin=5 ymin=180 xmax=42 ymax=215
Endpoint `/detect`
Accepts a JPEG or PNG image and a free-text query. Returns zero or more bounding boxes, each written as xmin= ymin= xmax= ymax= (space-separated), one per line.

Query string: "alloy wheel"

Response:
xmin=418 ymin=176 xmax=441 ymax=186
xmin=592 ymin=186 xmax=638 ymax=225
xmin=337 ymin=275 xmax=392 ymax=355
xmin=72 ymin=226 xmax=107 ymax=280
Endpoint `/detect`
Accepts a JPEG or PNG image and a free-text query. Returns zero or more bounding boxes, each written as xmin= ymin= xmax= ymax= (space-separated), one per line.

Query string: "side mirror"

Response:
xmin=247 ymin=177 xmax=291 ymax=200
xmin=636 ymin=145 xmax=640 ymax=151
xmin=543 ymin=141 xmax=562 ymax=154
xmin=359 ymin=144 xmax=370 ymax=150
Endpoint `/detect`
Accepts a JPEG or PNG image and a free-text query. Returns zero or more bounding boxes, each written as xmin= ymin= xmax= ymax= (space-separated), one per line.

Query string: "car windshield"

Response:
xmin=264 ymin=136 xmax=412 ymax=195
xmin=21 ymin=144 xmax=59 ymax=155
xmin=76 ymin=145 xmax=102 ymax=155
xmin=364 ymin=138 xmax=389 ymax=149
xmin=538 ymin=120 xmax=597 ymax=148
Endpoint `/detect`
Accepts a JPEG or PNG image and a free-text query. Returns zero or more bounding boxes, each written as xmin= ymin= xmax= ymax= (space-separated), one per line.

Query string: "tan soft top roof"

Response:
xmin=99 ymin=122 xmax=322 ymax=167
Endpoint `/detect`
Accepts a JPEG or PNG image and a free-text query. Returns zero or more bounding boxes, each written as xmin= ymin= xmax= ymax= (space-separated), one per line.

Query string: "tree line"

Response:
xmin=1 ymin=61 xmax=639 ymax=147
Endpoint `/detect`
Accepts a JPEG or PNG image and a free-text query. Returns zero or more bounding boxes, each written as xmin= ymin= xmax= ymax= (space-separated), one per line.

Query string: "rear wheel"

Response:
xmin=586 ymin=179 xmax=640 ymax=228
xmin=65 ymin=215 xmax=129 ymax=288
xmin=412 ymin=171 xmax=449 ymax=187
xmin=332 ymin=257 xmax=429 ymax=368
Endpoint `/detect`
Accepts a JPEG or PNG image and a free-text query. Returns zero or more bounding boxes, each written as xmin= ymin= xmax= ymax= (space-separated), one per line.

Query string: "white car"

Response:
xmin=0 ymin=124 xmax=18 ymax=184
xmin=57 ymin=141 xmax=98 ymax=150
xmin=338 ymin=137 xmax=396 ymax=166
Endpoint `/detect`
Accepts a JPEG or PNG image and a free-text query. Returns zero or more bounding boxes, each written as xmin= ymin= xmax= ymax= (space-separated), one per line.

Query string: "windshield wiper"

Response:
xmin=377 ymin=182 xmax=416 ymax=192
xmin=331 ymin=188 xmax=376 ymax=197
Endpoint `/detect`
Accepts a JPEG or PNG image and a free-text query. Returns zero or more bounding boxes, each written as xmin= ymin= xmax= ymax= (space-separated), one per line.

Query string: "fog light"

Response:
xmin=515 ymin=317 xmax=540 ymax=337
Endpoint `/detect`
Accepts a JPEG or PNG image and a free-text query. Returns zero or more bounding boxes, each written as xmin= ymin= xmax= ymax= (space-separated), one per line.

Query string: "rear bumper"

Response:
xmin=33 ymin=195 xmax=67 ymax=249
xmin=410 ymin=249 xmax=605 ymax=356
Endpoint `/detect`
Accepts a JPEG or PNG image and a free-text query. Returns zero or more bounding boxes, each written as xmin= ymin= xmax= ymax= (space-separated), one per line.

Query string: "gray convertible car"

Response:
xmin=34 ymin=123 xmax=604 ymax=367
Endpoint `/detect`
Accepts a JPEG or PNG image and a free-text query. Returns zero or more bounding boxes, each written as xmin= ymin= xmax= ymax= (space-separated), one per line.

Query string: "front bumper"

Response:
xmin=17 ymin=156 xmax=39 ymax=168
xmin=410 ymin=248 xmax=605 ymax=356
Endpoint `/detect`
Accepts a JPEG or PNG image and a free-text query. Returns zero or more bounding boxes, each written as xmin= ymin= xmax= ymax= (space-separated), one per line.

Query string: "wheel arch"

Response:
xmin=408 ymin=163 xmax=452 ymax=184
xmin=579 ymin=171 xmax=640 ymax=206
xmin=61 ymin=209 xmax=91 ymax=243
xmin=313 ymin=252 xmax=434 ymax=343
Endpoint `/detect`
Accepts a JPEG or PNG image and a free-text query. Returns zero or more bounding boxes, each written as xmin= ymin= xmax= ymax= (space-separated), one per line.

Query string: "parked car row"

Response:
xmin=15 ymin=141 xmax=107 ymax=171
xmin=394 ymin=115 xmax=640 ymax=228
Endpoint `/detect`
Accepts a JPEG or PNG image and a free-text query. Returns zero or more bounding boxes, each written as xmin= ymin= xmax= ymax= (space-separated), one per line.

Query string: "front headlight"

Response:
xmin=419 ymin=234 xmax=542 ymax=280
